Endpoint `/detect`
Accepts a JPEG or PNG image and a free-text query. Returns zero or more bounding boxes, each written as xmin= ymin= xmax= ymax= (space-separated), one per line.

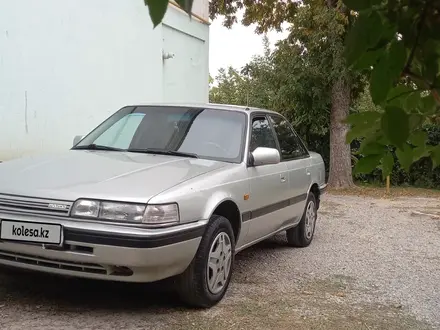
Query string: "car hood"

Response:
xmin=0 ymin=151 xmax=227 ymax=203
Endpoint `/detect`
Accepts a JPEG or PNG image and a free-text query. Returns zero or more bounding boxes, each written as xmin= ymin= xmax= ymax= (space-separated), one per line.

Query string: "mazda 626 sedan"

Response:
xmin=0 ymin=103 xmax=326 ymax=308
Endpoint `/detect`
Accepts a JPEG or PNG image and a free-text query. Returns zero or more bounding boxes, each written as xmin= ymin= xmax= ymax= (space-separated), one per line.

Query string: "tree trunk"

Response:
xmin=327 ymin=78 xmax=355 ymax=189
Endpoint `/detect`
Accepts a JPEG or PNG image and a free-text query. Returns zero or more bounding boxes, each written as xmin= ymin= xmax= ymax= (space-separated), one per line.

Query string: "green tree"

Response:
xmin=209 ymin=67 xmax=249 ymax=105
xmin=210 ymin=36 xmax=277 ymax=108
xmin=210 ymin=0 xmax=365 ymax=188
xmin=210 ymin=34 xmax=332 ymax=135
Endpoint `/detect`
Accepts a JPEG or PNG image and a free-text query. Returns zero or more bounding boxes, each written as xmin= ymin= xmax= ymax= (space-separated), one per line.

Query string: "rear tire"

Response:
xmin=286 ymin=193 xmax=317 ymax=247
xmin=176 ymin=215 xmax=235 ymax=308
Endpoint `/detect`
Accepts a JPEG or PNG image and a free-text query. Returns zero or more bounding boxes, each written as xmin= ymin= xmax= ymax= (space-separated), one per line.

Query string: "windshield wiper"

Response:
xmin=72 ymin=144 xmax=124 ymax=151
xmin=127 ymin=148 xmax=198 ymax=158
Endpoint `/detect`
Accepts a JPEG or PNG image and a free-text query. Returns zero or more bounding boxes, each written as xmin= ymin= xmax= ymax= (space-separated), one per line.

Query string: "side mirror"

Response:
xmin=251 ymin=147 xmax=280 ymax=166
xmin=73 ymin=135 xmax=84 ymax=147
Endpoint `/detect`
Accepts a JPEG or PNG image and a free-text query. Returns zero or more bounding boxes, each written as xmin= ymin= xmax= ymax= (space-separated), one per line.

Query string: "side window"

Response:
xmin=250 ymin=116 xmax=277 ymax=152
xmin=269 ymin=115 xmax=308 ymax=160
xmin=94 ymin=113 xmax=145 ymax=149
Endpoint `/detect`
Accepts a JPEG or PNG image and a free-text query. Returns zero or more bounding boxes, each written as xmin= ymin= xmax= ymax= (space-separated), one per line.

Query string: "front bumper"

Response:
xmin=0 ymin=211 xmax=206 ymax=282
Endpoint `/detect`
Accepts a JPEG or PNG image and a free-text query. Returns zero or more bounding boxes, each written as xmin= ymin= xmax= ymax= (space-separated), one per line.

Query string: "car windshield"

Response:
xmin=73 ymin=106 xmax=247 ymax=163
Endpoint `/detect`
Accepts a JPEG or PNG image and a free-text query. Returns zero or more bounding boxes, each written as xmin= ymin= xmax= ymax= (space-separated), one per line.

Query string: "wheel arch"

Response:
xmin=205 ymin=195 xmax=242 ymax=243
xmin=307 ymin=182 xmax=321 ymax=209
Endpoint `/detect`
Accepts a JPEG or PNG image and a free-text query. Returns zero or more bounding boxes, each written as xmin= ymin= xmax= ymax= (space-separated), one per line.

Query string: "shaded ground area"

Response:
xmin=1 ymin=191 xmax=439 ymax=330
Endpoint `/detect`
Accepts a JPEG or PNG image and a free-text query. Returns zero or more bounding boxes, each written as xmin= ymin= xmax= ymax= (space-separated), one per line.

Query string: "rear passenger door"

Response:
xmin=269 ymin=115 xmax=312 ymax=223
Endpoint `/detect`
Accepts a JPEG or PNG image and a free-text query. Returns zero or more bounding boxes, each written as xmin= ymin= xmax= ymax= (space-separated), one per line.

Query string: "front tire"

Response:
xmin=176 ymin=215 xmax=235 ymax=308
xmin=286 ymin=193 xmax=318 ymax=247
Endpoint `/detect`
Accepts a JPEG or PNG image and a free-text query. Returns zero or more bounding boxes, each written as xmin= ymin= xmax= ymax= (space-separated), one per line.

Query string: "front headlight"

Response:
xmin=100 ymin=202 xmax=146 ymax=222
xmin=71 ymin=199 xmax=179 ymax=227
xmin=71 ymin=199 xmax=100 ymax=218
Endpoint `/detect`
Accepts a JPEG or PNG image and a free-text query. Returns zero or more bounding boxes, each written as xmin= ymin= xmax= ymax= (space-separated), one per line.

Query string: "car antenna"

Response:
xmin=245 ymin=90 xmax=250 ymax=111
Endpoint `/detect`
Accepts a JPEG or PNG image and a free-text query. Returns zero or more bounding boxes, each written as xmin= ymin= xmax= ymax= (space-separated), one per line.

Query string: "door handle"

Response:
xmin=280 ymin=175 xmax=287 ymax=183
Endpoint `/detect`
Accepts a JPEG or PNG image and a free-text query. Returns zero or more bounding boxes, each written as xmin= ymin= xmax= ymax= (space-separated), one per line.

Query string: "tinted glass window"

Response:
xmin=269 ymin=115 xmax=308 ymax=160
xmin=178 ymin=110 xmax=245 ymax=160
xmin=250 ymin=117 xmax=277 ymax=152
xmin=76 ymin=106 xmax=247 ymax=163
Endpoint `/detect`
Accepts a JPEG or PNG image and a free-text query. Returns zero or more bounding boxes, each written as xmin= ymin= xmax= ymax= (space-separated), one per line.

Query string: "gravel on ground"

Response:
xmin=0 ymin=192 xmax=439 ymax=330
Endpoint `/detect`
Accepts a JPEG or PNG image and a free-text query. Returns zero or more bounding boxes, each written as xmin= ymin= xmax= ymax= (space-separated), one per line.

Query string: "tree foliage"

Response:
xmin=210 ymin=67 xmax=250 ymax=105
xmin=342 ymin=0 xmax=440 ymax=176
xmin=209 ymin=0 xmax=299 ymax=32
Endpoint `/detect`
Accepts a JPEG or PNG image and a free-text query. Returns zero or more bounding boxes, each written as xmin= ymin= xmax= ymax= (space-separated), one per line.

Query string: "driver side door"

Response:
xmin=242 ymin=115 xmax=290 ymax=246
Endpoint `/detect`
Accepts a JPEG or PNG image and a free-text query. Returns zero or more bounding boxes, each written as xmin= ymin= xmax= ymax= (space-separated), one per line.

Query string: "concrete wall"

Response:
xmin=0 ymin=0 xmax=209 ymax=161
xmin=162 ymin=5 xmax=209 ymax=103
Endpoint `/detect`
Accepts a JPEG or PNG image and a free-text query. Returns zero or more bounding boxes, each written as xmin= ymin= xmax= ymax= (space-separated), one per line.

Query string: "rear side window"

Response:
xmin=269 ymin=115 xmax=308 ymax=160
xmin=250 ymin=117 xmax=277 ymax=152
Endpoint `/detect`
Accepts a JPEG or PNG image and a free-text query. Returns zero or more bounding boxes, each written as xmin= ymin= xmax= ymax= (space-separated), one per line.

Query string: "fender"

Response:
xmin=203 ymin=191 xmax=242 ymax=221
xmin=202 ymin=192 xmax=244 ymax=243
xmin=306 ymin=181 xmax=318 ymax=195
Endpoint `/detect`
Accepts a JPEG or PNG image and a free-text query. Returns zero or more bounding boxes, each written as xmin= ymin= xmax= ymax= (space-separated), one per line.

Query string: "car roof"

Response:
xmin=132 ymin=102 xmax=281 ymax=116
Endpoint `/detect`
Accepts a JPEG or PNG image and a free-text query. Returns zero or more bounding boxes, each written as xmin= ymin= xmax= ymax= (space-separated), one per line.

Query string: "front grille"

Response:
xmin=0 ymin=250 xmax=107 ymax=275
xmin=0 ymin=194 xmax=72 ymax=217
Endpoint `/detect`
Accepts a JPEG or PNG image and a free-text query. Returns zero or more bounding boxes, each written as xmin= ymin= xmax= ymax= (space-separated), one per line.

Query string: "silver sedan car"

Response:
xmin=0 ymin=103 xmax=326 ymax=307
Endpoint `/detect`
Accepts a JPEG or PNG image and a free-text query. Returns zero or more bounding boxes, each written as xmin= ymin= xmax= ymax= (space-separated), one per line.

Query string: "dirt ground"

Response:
xmin=0 ymin=190 xmax=439 ymax=330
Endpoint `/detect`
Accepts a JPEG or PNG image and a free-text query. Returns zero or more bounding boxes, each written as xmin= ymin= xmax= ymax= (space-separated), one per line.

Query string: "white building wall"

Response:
xmin=0 ymin=0 xmax=209 ymax=161
xmin=162 ymin=5 xmax=209 ymax=103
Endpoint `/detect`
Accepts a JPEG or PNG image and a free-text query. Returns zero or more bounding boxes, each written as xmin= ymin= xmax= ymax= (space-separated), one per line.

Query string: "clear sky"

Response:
xmin=208 ymin=18 xmax=288 ymax=78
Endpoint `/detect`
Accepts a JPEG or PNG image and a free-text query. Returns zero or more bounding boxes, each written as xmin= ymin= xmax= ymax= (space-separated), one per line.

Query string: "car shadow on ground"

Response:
xmin=0 ymin=268 xmax=182 ymax=312
xmin=0 ymin=234 xmax=292 ymax=311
